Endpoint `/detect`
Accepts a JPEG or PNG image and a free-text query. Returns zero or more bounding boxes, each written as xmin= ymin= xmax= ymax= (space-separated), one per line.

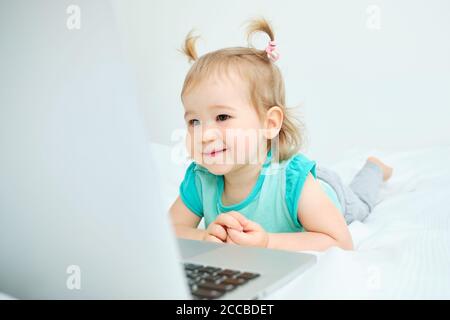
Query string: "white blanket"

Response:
xmin=155 ymin=143 xmax=450 ymax=299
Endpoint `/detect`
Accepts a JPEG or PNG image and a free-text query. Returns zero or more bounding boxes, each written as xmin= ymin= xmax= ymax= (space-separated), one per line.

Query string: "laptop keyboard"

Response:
xmin=183 ymin=263 xmax=260 ymax=299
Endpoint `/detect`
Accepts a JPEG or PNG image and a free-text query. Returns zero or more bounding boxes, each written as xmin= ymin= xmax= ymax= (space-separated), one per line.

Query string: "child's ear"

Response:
xmin=263 ymin=106 xmax=283 ymax=139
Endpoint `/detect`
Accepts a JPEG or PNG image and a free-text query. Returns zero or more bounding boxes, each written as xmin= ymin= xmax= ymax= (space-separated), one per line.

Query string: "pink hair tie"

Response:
xmin=265 ymin=40 xmax=280 ymax=62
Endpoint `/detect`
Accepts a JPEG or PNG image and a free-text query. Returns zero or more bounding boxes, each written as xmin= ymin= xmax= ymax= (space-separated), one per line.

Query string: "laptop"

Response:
xmin=0 ymin=0 xmax=316 ymax=299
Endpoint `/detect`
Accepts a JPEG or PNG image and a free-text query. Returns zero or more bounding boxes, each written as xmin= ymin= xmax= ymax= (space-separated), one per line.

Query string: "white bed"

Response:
xmin=153 ymin=143 xmax=450 ymax=299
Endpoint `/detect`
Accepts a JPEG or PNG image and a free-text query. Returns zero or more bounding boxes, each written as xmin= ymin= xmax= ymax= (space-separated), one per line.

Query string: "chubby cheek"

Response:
xmin=227 ymin=130 xmax=264 ymax=164
xmin=185 ymin=131 xmax=198 ymax=161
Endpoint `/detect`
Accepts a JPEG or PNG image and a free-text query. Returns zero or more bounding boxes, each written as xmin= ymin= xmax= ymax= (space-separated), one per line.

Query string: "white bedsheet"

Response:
xmin=156 ymin=143 xmax=450 ymax=299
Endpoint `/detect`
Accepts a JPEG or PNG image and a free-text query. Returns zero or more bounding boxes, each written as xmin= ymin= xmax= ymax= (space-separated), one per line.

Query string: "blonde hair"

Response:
xmin=179 ymin=17 xmax=304 ymax=161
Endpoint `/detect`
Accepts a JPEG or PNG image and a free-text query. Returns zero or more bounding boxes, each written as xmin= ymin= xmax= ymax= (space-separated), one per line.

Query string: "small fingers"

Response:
xmin=208 ymin=223 xmax=227 ymax=241
xmin=227 ymin=228 xmax=250 ymax=244
xmin=227 ymin=211 xmax=249 ymax=228
xmin=204 ymin=234 xmax=223 ymax=243
xmin=215 ymin=214 xmax=243 ymax=231
xmin=226 ymin=234 xmax=237 ymax=245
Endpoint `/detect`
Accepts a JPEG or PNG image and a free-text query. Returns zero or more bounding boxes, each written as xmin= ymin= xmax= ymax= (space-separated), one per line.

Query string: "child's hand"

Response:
xmin=224 ymin=211 xmax=269 ymax=248
xmin=202 ymin=213 xmax=243 ymax=243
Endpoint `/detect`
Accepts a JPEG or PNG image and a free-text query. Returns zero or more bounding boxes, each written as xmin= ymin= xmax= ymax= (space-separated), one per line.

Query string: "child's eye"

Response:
xmin=188 ymin=119 xmax=200 ymax=127
xmin=217 ymin=114 xmax=231 ymax=122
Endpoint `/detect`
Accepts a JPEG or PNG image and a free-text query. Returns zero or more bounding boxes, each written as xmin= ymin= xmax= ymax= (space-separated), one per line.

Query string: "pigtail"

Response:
xmin=246 ymin=17 xmax=275 ymax=42
xmin=180 ymin=29 xmax=200 ymax=63
xmin=245 ymin=17 xmax=276 ymax=61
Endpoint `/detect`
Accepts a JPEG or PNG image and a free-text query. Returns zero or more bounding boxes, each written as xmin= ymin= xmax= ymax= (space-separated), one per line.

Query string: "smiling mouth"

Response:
xmin=203 ymin=148 xmax=227 ymax=157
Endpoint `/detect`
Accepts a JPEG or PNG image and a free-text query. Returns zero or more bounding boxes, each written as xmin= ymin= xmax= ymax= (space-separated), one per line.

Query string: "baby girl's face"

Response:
xmin=182 ymin=71 xmax=267 ymax=175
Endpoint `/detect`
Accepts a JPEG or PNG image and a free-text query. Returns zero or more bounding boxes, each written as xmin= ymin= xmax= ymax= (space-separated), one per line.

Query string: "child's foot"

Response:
xmin=367 ymin=156 xmax=393 ymax=181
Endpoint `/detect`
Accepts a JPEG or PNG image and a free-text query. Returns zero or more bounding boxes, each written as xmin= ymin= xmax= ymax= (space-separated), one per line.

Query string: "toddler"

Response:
xmin=169 ymin=18 xmax=393 ymax=252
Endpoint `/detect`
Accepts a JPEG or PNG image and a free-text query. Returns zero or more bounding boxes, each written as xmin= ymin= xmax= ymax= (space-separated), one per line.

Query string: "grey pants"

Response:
xmin=316 ymin=162 xmax=383 ymax=224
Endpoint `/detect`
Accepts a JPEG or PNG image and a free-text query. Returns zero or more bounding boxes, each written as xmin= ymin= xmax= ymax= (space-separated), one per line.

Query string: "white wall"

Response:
xmin=117 ymin=0 xmax=450 ymax=163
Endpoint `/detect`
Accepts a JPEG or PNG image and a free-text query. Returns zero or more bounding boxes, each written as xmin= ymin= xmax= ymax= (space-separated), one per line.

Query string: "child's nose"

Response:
xmin=201 ymin=124 xmax=222 ymax=143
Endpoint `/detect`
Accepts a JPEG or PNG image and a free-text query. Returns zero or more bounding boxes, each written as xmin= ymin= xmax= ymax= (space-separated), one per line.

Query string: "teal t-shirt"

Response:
xmin=179 ymin=149 xmax=342 ymax=233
